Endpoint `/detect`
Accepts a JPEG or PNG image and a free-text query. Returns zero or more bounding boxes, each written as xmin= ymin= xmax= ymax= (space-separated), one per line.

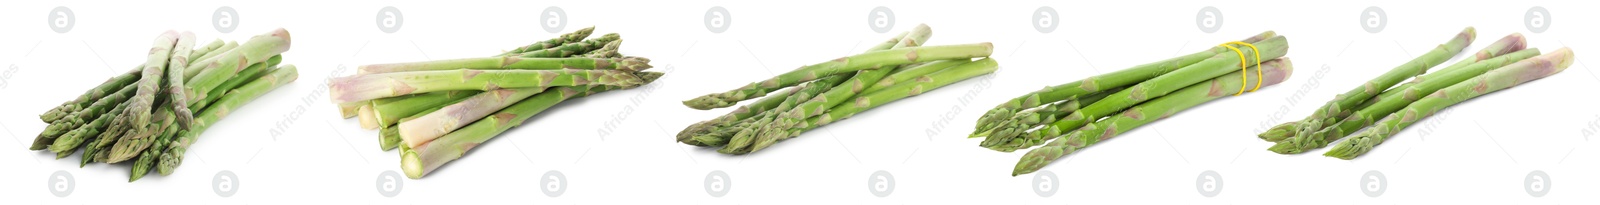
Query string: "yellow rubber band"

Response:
xmin=1218 ymin=41 xmax=1262 ymax=95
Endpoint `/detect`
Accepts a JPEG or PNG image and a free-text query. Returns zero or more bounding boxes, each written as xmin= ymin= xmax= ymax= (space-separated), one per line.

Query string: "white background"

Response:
xmin=1 ymin=0 xmax=1596 ymax=204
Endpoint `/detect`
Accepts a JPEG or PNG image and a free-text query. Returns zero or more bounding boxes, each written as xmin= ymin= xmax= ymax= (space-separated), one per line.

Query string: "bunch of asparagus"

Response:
xmin=30 ymin=29 xmax=298 ymax=182
xmin=676 ymin=24 xmax=997 ymax=154
xmin=327 ymin=26 xmax=662 ymax=179
xmin=973 ymin=31 xmax=1295 ymax=176
xmin=1259 ymin=27 xmax=1574 ymax=159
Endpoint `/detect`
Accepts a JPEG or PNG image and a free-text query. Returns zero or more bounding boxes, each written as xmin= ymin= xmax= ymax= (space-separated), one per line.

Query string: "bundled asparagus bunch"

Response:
xmin=1259 ymin=28 xmax=1575 ymax=159
xmin=328 ymin=26 xmax=662 ymax=179
xmin=972 ymin=31 xmax=1295 ymax=176
xmin=30 ymin=29 xmax=298 ymax=182
xmin=677 ymin=24 xmax=997 ymax=154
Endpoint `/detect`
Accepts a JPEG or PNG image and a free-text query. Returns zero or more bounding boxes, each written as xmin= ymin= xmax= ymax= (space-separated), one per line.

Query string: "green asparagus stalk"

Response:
xmin=738 ymin=58 xmax=1000 ymax=154
xmin=1024 ymin=35 xmax=1291 ymax=145
xmin=1325 ymin=48 xmax=1573 ymax=159
xmin=974 ymin=31 xmax=1279 ymax=137
xmin=193 ymin=56 xmax=283 ymax=111
xmin=677 ymin=31 xmax=910 ymax=146
xmin=187 ymin=41 xmax=238 ymax=76
xmin=1015 ymin=58 xmax=1294 ymax=176
xmin=183 ymin=29 xmax=292 ymax=107
xmin=717 ymin=75 xmax=851 ymax=153
xmin=338 ymin=102 xmax=364 ymax=119
xmin=397 ymin=87 xmax=550 ymax=147
xmin=1271 ymin=48 xmax=1539 ymax=154
xmin=516 ymin=33 xmax=620 ymax=58
xmin=1258 ymin=28 xmax=1476 ymax=142
xmin=402 ymin=86 xmax=610 ymax=179
xmin=108 ymin=105 xmax=175 ymax=163
xmin=498 ymin=26 xmax=596 ymax=57
xmin=116 ymin=31 xmax=180 ymax=135
xmin=380 ymin=125 xmax=402 ymax=151
xmin=327 ymin=69 xmax=646 ymax=103
xmin=39 ymin=69 xmax=139 ymax=123
xmin=357 ymin=56 xmax=652 ymax=74
xmin=977 ymin=89 xmax=1121 ymax=152
xmin=578 ymin=40 xmax=623 ymax=58
xmin=166 ymin=31 xmax=199 ymax=129
xmin=33 ymin=84 xmax=138 ymax=150
xmin=158 ymin=65 xmax=299 ymax=176
xmin=47 ymin=101 xmax=130 ymax=154
xmin=748 ymin=24 xmax=934 ymax=149
xmin=683 ymin=43 xmax=995 ymax=110
xmin=130 ymin=119 xmax=179 ymax=181
xmin=861 ymin=60 xmax=968 ymax=94
xmin=188 ymin=39 xmax=226 ymax=62
xmin=372 ymin=90 xmax=482 ymax=127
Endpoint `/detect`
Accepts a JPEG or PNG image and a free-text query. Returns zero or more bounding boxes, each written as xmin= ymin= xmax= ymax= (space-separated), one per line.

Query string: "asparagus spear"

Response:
xmin=401 ymin=86 xmax=610 ymax=179
xmin=1021 ymin=36 xmax=1291 ymax=147
xmin=358 ymin=104 xmax=379 ymax=129
xmin=677 ymin=31 xmax=910 ymax=145
xmin=750 ymin=24 xmax=935 ymax=149
xmin=380 ymin=125 xmax=402 ymax=151
xmin=186 ymin=41 xmax=238 ymax=77
xmin=397 ymin=87 xmax=550 ymax=147
xmin=1258 ymin=28 xmax=1477 ymax=142
xmin=683 ymin=43 xmax=995 ymax=110
xmin=498 ymin=26 xmax=596 ymax=57
xmin=192 ymin=56 xmax=283 ymax=111
xmin=973 ymin=31 xmax=1279 ymax=136
xmin=1015 ymin=59 xmax=1294 ymax=175
xmin=977 ymin=89 xmax=1121 ymax=152
xmin=372 ymin=90 xmax=482 ymax=127
xmin=33 ymin=84 xmax=138 ymax=150
xmin=734 ymin=58 xmax=1000 ymax=154
xmin=166 ymin=31 xmax=199 ymax=129
xmin=862 ymin=60 xmax=967 ymax=94
xmin=327 ymin=69 xmax=646 ymax=103
xmin=130 ymin=117 xmax=179 ymax=181
xmin=48 ymin=101 xmax=130 ymax=155
xmin=158 ymin=65 xmax=299 ymax=176
xmin=38 ymin=69 xmax=139 ymax=123
xmin=116 ymin=31 xmax=180 ymax=136
xmin=183 ymin=29 xmax=292 ymax=106
xmin=338 ymin=102 xmax=364 ymax=119
xmin=516 ymin=33 xmax=620 ymax=58
xmin=1271 ymin=49 xmax=1540 ymax=154
xmin=717 ymin=75 xmax=851 ymax=153
xmin=578 ymin=40 xmax=623 ymax=58
xmin=357 ymin=56 xmax=652 ymax=74
xmin=1325 ymin=48 xmax=1573 ymax=159
xmin=188 ymin=39 xmax=226 ymax=61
